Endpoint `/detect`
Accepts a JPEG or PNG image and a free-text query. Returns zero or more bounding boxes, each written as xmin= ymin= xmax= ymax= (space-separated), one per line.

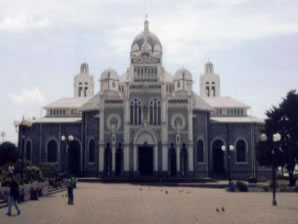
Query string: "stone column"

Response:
xmin=112 ymin=144 xmax=116 ymax=174
xmin=162 ymin=144 xmax=168 ymax=172
xmin=176 ymin=144 xmax=181 ymax=173
xmin=123 ymin=83 xmax=130 ymax=175
xmin=99 ymin=143 xmax=105 ymax=173
xmin=187 ymin=94 xmax=194 ymax=174
xmin=161 ymin=79 xmax=168 ymax=174
xmin=133 ymin=145 xmax=138 ymax=173
xmin=99 ymin=94 xmax=105 ymax=174
xmin=188 ymin=143 xmax=194 ymax=172
xmin=123 ymin=144 xmax=130 ymax=173
xmin=154 ymin=145 xmax=158 ymax=172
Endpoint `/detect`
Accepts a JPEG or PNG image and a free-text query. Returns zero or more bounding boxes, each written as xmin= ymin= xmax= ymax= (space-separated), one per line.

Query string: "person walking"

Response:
xmin=67 ymin=176 xmax=74 ymax=205
xmin=7 ymin=176 xmax=21 ymax=216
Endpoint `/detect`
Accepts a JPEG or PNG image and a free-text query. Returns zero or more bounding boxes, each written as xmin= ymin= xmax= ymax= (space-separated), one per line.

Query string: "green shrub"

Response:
xmin=236 ymin=181 xmax=248 ymax=192
xmin=38 ymin=163 xmax=58 ymax=178
xmin=24 ymin=166 xmax=43 ymax=183
xmin=15 ymin=159 xmax=31 ymax=173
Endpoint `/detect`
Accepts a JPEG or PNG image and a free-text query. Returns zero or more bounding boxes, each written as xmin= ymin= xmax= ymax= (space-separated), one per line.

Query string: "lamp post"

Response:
xmin=221 ymin=144 xmax=235 ymax=186
xmin=260 ymin=133 xmax=281 ymax=206
xmin=61 ymin=135 xmax=74 ymax=174
xmin=14 ymin=119 xmax=32 ymax=185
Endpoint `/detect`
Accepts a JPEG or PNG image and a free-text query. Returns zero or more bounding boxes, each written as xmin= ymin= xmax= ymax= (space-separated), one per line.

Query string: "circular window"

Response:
xmin=107 ymin=114 xmax=121 ymax=131
xmin=171 ymin=114 xmax=186 ymax=131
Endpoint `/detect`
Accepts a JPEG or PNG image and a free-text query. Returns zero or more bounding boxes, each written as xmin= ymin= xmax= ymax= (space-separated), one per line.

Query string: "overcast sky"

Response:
xmin=0 ymin=0 xmax=298 ymax=143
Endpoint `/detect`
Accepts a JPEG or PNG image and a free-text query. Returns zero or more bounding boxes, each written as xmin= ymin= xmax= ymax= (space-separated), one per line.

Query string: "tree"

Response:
xmin=0 ymin=141 xmax=19 ymax=166
xmin=257 ymin=90 xmax=298 ymax=186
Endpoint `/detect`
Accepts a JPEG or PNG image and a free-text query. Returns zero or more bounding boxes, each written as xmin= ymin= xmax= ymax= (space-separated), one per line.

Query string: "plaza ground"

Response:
xmin=1 ymin=183 xmax=298 ymax=224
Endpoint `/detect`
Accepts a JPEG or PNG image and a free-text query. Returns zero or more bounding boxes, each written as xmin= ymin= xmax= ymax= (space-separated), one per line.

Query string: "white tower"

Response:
xmin=200 ymin=62 xmax=220 ymax=97
xmin=99 ymin=68 xmax=120 ymax=92
xmin=173 ymin=68 xmax=193 ymax=95
xmin=74 ymin=63 xmax=94 ymax=97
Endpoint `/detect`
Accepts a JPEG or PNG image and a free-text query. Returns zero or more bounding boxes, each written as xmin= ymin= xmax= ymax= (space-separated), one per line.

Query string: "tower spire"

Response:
xmin=144 ymin=14 xmax=149 ymax=31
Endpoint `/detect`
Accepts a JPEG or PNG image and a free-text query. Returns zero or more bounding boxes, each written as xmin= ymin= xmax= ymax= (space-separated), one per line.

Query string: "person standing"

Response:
xmin=67 ymin=176 xmax=74 ymax=205
xmin=8 ymin=162 xmax=14 ymax=177
xmin=7 ymin=176 xmax=21 ymax=216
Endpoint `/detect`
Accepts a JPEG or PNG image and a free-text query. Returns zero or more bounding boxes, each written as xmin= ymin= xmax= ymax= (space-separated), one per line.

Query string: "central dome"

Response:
xmin=131 ymin=19 xmax=162 ymax=56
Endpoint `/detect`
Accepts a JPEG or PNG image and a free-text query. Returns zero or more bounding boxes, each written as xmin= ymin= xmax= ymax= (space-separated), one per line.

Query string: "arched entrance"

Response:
xmin=133 ymin=129 xmax=158 ymax=176
xmin=104 ymin=143 xmax=112 ymax=177
xmin=212 ymin=139 xmax=225 ymax=175
xmin=169 ymin=144 xmax=177 ymax=177
xmin=115 ymin=144 xmax=123 ymax=176
xmin=68 ymin=140 xmax=81 ymax=176
xmin=180 ymin=144 xmax=188 ymax=176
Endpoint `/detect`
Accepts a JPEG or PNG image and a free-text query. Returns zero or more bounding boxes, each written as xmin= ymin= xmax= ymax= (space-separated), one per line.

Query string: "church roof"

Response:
xmin=211 ymin=116 xmax=264 ymax=124
xmin=100 ymin=68 xmax=119 ymax=81
xmin=44 ymin=97 xmax=91 ymax=109
xmin=193 ymin=93 xmax=213 ymax=111
xmin=202 ymin=96 xmax=250 ymax=108
xmin=174 ymin=68 xmax=193 ymax=81
xmin=32 ymin=117 xmax=82 ymax=123
xmin=80 ymin=93 xmax=100 ymax=111
xmin=131 ymin=20 xmax=162 ymax=52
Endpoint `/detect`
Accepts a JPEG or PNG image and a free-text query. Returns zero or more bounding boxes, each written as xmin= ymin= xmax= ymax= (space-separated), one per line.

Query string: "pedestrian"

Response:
xmin=67 ymin=176 xmax=74 ymax=205
xmin=7 ymin=175 xmax=21 ymax=216
xmin=8 ymin=162 xmax=14 ymax=177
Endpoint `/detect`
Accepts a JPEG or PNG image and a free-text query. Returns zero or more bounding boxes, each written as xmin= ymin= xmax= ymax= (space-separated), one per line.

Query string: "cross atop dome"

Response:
xmin=144 ymin=14 xmax=149 ymax=32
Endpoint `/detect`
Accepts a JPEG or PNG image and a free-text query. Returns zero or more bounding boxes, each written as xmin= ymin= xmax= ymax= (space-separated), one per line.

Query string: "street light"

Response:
xmin=260 ymin=132 xmax=281 ymax=206
xmin=14 ymin=119 xmax=32 ymax=185
xmin=221 ymin=144 xmax=235 ymax=187
xmin=61 ymin=135 xmax=74 ymax=173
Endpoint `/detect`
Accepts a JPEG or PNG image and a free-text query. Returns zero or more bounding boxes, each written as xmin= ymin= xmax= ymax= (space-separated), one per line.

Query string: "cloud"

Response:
xmin=0 ymin=15 xmax=50 ymax=32
xmin=9 ymin=87 xmax=45 ymax=106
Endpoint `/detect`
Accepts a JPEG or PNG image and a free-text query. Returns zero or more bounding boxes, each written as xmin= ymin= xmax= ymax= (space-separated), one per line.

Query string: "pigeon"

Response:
xmin=165 ymin=190 xmax=168 ymax=194
xmin=222 ymin=207 xmax=225 ymax=212
xmin=139 ymin=188 xmax=142 ymax=191
xmin=216 ymin=208 xmax=220 ymax=213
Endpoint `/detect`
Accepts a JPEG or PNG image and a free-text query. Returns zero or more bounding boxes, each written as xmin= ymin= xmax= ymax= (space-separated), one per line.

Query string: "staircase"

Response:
xmin=0 ymin=184 xmax=67 ymax=209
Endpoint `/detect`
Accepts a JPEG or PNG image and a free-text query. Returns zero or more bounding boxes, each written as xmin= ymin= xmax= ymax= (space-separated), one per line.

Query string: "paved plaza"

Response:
xmin=1 ymin=183 xmax=298 ymax=224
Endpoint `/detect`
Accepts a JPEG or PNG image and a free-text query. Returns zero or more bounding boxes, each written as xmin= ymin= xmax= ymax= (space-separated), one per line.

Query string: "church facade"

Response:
xmin=17 ymin=19 xmax=265 ymax=179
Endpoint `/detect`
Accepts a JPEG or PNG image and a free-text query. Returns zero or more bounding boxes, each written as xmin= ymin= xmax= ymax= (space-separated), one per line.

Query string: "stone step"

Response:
xmin=78 ymin=177 xmax=216 ymax=184
xmin=0 ymin=185 xmax=67 ymax=210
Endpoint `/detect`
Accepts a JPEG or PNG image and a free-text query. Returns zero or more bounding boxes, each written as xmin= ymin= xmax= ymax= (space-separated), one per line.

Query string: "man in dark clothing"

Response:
xmin=67 ymin=176 xmax=74 ymax=204
xmin=7 ymin=176 xmax=21 ymax=216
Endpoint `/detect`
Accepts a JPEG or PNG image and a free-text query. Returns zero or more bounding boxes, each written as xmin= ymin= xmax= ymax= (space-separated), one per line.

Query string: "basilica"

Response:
xmin=17 ymin=19 xmax=264 ymax=179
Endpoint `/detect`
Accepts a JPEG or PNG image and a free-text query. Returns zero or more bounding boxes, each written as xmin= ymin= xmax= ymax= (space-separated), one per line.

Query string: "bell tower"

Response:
xmin=200 ymin=61 xmax=220 ymax=97
xmin=74 ymin=63 xmax=94 ymax=97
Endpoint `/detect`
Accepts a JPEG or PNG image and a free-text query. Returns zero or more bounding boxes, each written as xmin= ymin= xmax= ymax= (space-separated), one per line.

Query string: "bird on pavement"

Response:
xmin=222 ymin=207 xmax=225 ymax=212
xmin=216 ymin=208 xmax=220 ymax=213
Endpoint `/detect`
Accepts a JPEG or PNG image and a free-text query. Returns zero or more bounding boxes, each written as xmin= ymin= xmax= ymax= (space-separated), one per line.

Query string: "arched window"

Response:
xmin=89 ymin=139 xmax=95 ymax=163
xmin=47 ymin=140 xmax=58 ymax=163
xmin=197 ymin=140 xmax=204 ymax=162
xmin=236 ymin=139 xmax=247 ymax=162
xmin=25 ymin=141 xmax=32 ymax=161
xmin=149 ymin=98 xmax=161 ymax=126
xmin=130 ymin=98 xmax=142 ymax=125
